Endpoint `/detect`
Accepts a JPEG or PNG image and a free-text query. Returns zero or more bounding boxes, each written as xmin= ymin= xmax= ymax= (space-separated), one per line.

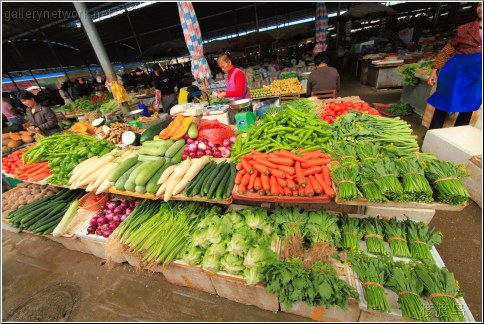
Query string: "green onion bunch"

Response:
xmin=395 ymin=157 xmax=433 ymax=203
xmin=385 ymin=262 xmax=432 ymax=321
xmin=405 ymin=221 xmax=442 ymax=261
xmin=359 ymin=161 xmax=387 ymax=202
xmin=339 ymin=215 xmax=364 ymax=250
xmin=362 ymin=217 xmax=387 ymax=255
xmin=331 ymin=163 xmax=362 ymax=201
xmin=371 ymin=157 xmax=403 ymax=200
xmin=423 ymin=159 xmax=470 ymax=205
xmin=382 ymin=218 xmax=411 ymax=258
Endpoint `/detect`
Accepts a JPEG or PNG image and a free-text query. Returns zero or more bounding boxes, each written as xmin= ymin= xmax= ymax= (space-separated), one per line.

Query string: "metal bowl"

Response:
xmin=229 ymin=99 xmax=252 ymax=110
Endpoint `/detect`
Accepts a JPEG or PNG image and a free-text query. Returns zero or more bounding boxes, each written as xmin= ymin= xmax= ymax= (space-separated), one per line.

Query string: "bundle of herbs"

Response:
xmin=347 ymin=251 xmax=391 ymax=312
xmin=385 ymin=262 xmax=432 ymax=322
xmin=332 ymin=142 xmax=359 ymax=165
xmin=331 ymin=163 xmax=362 ymax=201
xmin=382 ymin=218 xmax=411 ymax=258
xmin=273 ymin=206 xmax=308 ymax=259
xmin=339 ymin=215 xmax=364 ymax=250
xmin=406 ymin=221 xmax=442 ymax=261
xmin=387 ymin=103 xmax=413 ymax=116
xmin=423 ymin=159 xmax=470 ymax=205
xmin=303 ymin=210 xmax=341 ymax=264
xmin=415 ymin=262 xmax=465 ymax=322
xmin=362 ymin=217 xmax=387 ymax=255
xmin=395 ymin=157 xmax=433 ymax=203
xmin=368 ymin=157 xmax=403 ymax=200
xmin=359 ymin=162 xmax=387 ymax=203
xmin=354 ymin=141 xmax=381 ymax=162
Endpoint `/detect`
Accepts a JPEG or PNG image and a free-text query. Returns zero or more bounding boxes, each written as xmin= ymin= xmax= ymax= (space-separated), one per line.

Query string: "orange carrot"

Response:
xmin=242 ymin=155 xmax=253 ymax=161
xmin=308 ymin=175 xmax=322 ymax=194
xmin=238 ymin=184 xmax=247 ymax=194
xmin=301 ymin=159 xmax=331 ymax=168
xmin=248 ymin=170 xmax=258 ymax=191
xmin=276 ymin=177 xmax=287 ymax=188
xmin=270 ymin=168 xmax=286 ymax=179
xmin=298 ymin=185 xmax=306 ymax=196
xmin=301 ymin=151 xmax=329 ymax=160
xmin=236 ymin=162 xmax=243 ymax=171
xmin=241 ymin=173 xmax=251 ymax=186
xmin=303 ymin=166 xmax=322 ymax=176
xmin=253 ymin=157 xmax=279 ymax=169
xmin=277 ymin=149 xmax=306 ymax=163
xmin=295 ymin=162 xmax=306 ymax=187
xmin=261 ymin=173 xmax=270 ymax=191
xmin=277 ymin=165 xmax=296 ymax=176
xmin=286 ymin=178 xmax=297 ymax=191
xmin=321 ymin=165 xmax=332 ymax=186
xmin=253 ymin=163 xmax=270 ymax=175
xmin=283 ymin=187 xmax=292 ymax=196
xmin=258 ymin=190 xmax=266 ymax=196
xmin=250 ymin=149 xmax=265 ymax=156
xmin=292 ymin=189 xmax=299 ymax=196
xmin=275 ymin=178 xmax=284 ymax=196
xmin=314 ymin=173 xmax=327 ymax=188
xmin=320 ymin=179 xmax=336 ymax=197
xmin=235 ymin=169 xmax=246 ymax=185
xmin=241 ymin=159 xmax=254 ymax=174
xmin=285 ymin=174 xmax=295 ymax=180
xmin=268 ymin=157 xmax=294 ymax=166
xmin=304 ymin=179 xmax=314 ymax=197
xmin=254 ymin=177 xmax=262 ymax=191
xmin=270 ymin=176 xmax=279 ymax=196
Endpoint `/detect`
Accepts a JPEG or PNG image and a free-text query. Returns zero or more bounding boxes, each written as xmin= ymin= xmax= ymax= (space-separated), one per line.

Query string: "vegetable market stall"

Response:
xmin=1 ymin=96 xmax=476 ymax=322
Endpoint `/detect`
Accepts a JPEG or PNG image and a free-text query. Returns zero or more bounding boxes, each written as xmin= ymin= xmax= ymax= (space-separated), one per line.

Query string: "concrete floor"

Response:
xmin=2 ymin=72 xmax=482 ymax=321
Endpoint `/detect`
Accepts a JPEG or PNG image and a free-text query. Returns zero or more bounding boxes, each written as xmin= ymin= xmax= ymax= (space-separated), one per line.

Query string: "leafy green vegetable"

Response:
xmin=303 ymin=210 xmax=341 ymax=248
xmin=395 ymin=157 xmax=433 ymax=203
xmin=339 ymin=215 xmax=364 ymax=250
xmin=362 ymin=217 xmax=387 ymax=255
xmin=387 ymin=103 xmax=413 ymax=116
xmin=382 ymin=218 xmax=411 ymax=258
xmin=220 ymin=254 xmax=245 ymax=275
xmin=405 ymin=221 xmax=442 ymax=261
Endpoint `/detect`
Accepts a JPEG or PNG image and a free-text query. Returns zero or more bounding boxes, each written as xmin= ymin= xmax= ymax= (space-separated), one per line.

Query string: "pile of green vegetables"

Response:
xmin=113 ymin=200 xmax=222 ymax=266
xmin=22 ymin=133 xmax=115 ymax=186
xmin=387 ymin=103 xmax=414 ymax=116
xmin=232 ymin=98 xmax=332 ymax=161
xmin=7 ymin=189 xmax=84 ymax=235
xmin=60 ymin=94 xmax=113 ymax=113
xmin=262 ymin=258 xmax=358 ymax=310
xmin=183 ymin=208 xmax=277 ymax=284
xmin=100 ymin=99 xmax=120 ymax=115
xmin=184 ymin=160 xmax=236 ymax=201
xmin=399 ymin=61 xmax=434 ymax=87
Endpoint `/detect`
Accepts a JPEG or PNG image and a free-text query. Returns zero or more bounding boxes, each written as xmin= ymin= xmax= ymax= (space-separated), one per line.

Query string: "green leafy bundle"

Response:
xmin=423 ymin=159 xmax=470 ymax=205
xmin=354 ymin=141 xmax=382 ymax=162
xmin=331 ymin=163 xmax=362 ymax=201
xmin=406 ymin=221 xmax=442 ymax=261
xmin=303 ymin=210 xmax=341 ymax=248
xmin=385 ymin=262 xmax=432 ymax=321
xmin=396 ymin=157 xmax=433 ymax=203
xmin=339 ymin=215 xmax=364 ymax=250
xmin=368 ymin=157 xmax=403 ymax=200
xmin=382 ymin=218 xmax=411 ymax=258
xmin=362 ymin=218 xmax=387 ymax=255
xmin=359 ymin=162 xmax=387 ymax=203
xmin=415 ymin=262 xmax=465 ymax=322
xmin=332 ymin=141 xmax=359 ymax=165
xmin=347 ymin=251 xmax=391 ymax=312
xmin=387 ymin=103 xmax=413 ymax=116
xmin=308 ymin=262 xmax=359 ymax=309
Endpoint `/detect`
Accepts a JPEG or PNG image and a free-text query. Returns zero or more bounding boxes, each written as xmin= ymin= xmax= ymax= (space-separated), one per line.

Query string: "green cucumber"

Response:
xmin=128 ymin=161 xmax=152 ymax=183
xmin=165 ymin=139 xmax=186 ymax=158
xmin=135 ymin=185 xmax=146 ymax=194
xmin=202 ymin=162 xmax=224 ymax=196
xmin=146 ymin=162 xmax=172 ymax=194
xmin=108 ymin=155 xmax=139 ymax=182
xmin=191 ymin=162 xmax=216 ymax=197
xmin=124 ymin=180 xmax=136 ymax=192
xmin=185 ymin=163 xmax=212 ymax=196
xmin=224 ymin=163 xmax=237 ymax=198
xmin=135 ymin=159 xmax=165 ymax=186
xmin=170 ymin=146 xmax=185 ymax=164
xmin=216 ymin=169 xmax=232 ymax=201
xmin=208 ymin=163 xmax=231 ymax=199
xmin=187 ymin=123 xmax=198 ymax=139
xmin=115 ymin=161 xmax=143 ymax=190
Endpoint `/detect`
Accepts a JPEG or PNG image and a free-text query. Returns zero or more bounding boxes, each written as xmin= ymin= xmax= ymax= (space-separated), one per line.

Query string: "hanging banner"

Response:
xmin=313 ymin=2 xmax=328 ymax=56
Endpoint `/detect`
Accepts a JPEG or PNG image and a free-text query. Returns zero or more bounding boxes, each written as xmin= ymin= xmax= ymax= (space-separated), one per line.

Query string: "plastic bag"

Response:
xmin=197 ymin=120 xmax=234 ymax=146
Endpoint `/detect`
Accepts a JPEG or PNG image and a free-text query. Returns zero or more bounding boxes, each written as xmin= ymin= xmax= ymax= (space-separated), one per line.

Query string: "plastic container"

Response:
xmin=79 ymin=192 xmax=109 ymax=211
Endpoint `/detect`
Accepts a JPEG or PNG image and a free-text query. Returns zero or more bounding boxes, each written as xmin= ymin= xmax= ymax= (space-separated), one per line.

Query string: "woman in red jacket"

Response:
xmin=427 ymin=2 xmax=482 ymax=129
xmin=215 ymin=53 xmax=251 ymax=101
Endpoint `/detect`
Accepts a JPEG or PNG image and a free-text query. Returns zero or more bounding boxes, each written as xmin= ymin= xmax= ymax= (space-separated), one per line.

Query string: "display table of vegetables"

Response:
xmin=21 ymin=133 xmax=115 ymax=186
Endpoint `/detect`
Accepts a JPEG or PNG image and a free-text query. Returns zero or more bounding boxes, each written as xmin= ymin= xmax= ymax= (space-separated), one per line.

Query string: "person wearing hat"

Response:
xmin=19 ymin=91 xmax=61 ymax=136
xmin=306 ymin=52 xmax=340 ymax=97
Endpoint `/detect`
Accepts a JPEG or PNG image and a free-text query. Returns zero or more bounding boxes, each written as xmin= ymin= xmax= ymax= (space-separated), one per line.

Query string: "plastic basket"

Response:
xmin=79 ymin=192 xmax=108 ymax=211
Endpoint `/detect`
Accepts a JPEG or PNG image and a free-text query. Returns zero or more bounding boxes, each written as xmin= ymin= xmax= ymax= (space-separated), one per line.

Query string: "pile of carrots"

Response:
xmin=13 ymin=161 xmax=52 ymax=182
xmin=234 ymin=149 xmax=335 ymax=197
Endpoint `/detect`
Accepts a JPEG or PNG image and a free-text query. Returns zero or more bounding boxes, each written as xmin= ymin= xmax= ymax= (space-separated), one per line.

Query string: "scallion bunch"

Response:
xmin=405 ymin=221 xmax=442 ymax=261
xmin=395 ymin=157 xmax=433 ymax=203
xmin=385 ymin=262 xmax=432 ymax=322
xmin=362 ymin=217 xmax=387 ymax=255
xmin=339 ymin=215 xmax=364 ymax=250
xmin=359 ymin=161 xmax=387 ymax=202
xmin=371 ymin=157 xmax=403 ymax=200
xmin=355 ymin=141 xmax=382 ymax=162
xmin=382 ymin=218 xmax=411 ymax=258
xmin=423 ymin=159 xmax=470 ymax=205
xmin=347 ymin=251 xmax=391 ymax=313
xmin=331 ymin=164 xmax=362 ymax=201
xmin=415 ymin=262 xmax=465 ymax=322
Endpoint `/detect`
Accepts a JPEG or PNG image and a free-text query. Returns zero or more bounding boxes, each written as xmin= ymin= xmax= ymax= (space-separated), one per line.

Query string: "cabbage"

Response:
xmin=206 ymin=241 xmax=227 ymax=257
xmin=244 ymin=246 xmax=276 ymax=269
xmin=182 ymin=245 xmax=202 ymax=265
xmin=197 ymin=215 xmax=220 ymax=230
xmin=207 ymin=225 xmax=223 ymax=244
xmin=227 ymin=233 xmax=249 ymax=257
xmin=244 ymin=210 xmax=268 ymax=231
xmin=202 ymin=254 xmax=220 ymax=273
xmin=192 ymin=230 xmax=210 ymax=249
xmin=220 ymin=254 xmax=245 ymax=275
xmin=260 ymin=222 xmax=274 ymax=236
xmin=244 ymin=267 xmax=261 ymax=285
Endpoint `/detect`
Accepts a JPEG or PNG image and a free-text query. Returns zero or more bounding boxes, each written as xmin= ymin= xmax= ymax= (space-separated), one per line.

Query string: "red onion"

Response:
xmin=229 ymin=135 xmax=237 ymax=144
xmin=108 ymin=222 xmax=117 ymax=230
xmin=125 ymin=208 xmax=133 ymax=215
xmin=95 ymin=228 xmax=103 ymax=236
xmin=97 ymin=217 xmax=107 ymax=225
xmin=223 ymin=139 xmax=231 ymax=147
xmin=130 ymin=201 xmax=137 ymax=208
xmin=196 ymin=151 xmax=205 ymax=158
xmin=121 ymin=215 xmax=128 ymax=222
xmin=189 ymin=152 xmax=197 ymax=158
xmin=186 ymin=138 xmax=195 ymax=145
xmin=106 ymin=202 xmax=117 ymax=211
xmin=119 ymin=201 xmax=128 ymax=209
xmin=183 ymin=133 xmax=190 ymax=140
xmin=106 ymin=214 xmax=114 ymax=221
xmin=100 ymin=224 xmax=110 ymax=231
xmin=188 ymin=143 xmax=198 ymax=152
xmin=213 ymin=150 xmax=222 ymax=158
xmin=102 ymin=230 xmax=112 ymax=238
xmin=184 ymin=146 xmax=191 ymax=153
xmin=205 ymin=149 xmax=213 ymax=156
xmin=198 ymin=142 xmax=207 ymax=151
xmin=90 ymin=217 xmax=98 ymax=226
xmin=113 ymin=207 xmax=123 ymax=214
xmin=87 ymin=226 xmax=96 ymax=234
xmin=220 ymin=147 xmax=231 ymax=158
xmin=182 ymin=153 xmax=188 ymax=160
xmin=207 ymin=141 xmax=215 ymax=148
xmin=113 ymin=215 xmax=121 ymax=223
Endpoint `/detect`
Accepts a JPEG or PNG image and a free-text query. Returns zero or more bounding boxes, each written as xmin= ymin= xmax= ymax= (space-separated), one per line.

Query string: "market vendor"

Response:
xmin=19 ymin=91 xmax=61 ymax=136
xmin=152 ymin=63 xmax=178 ymax=114
xmin=215 ymin=53 xmax=251 ymax=101
xmin=427 ymin=2 xmax=482 ymax=129
xmin=306 ymin=52 xmax=340 ymax=97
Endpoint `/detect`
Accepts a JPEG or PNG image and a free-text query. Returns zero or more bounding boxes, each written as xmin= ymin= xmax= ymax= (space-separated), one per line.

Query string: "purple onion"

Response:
xmin=113 ymin=215 xmax=121 ymax=223
xmin=106 ymin=202 xmax=117 ymax=210
xmin=105 ymin=214 xmax=113 ymax=221
xmin=90 ymin=217 xmax=99 ymax=226
xmin=184 ymin=146 xmax=191 ymax=153
xmin=213 ymin=150 xmax=222 ymax=158
xmin=207 ymin=141 xmax=215 ymax=148
xmin=205 ymin=149 xmax=213 ymax=156
xmin=119 ymin=201 xmax=128 ymax=209
xmin=121 ymin=215 xmax=128 ymax=222
xmin=223 ymin=139 xmax=231 ymax=147
xmin=102 ymin=230 xmax=112 ymax=238
xmin=100 ymin=224 xmax=110 ymax=231
xmin=182 ymin=154 xmax=188 ymax=160
xmin=183 ymin=133 xmax=190 ymax=140
xmin=130 ymin=201 xmax=137 ymax=208
xmin=97 ymin=217 xmax=107 ymax=225
xmin=189 ymin=152 xmax=196 ymax=158
xmin=95 ymin=228 xmax=103 ymax=236
xmin=87 ymin=226 xmax=96 ymax=234
xmin=108 ymin=222 xmax=117 ymax=230
xmin=229 ymin=135 xmax=237 ymax=144
xmin=196 ymin=151 xmax=205 ymax=158
xmin=186 ymin=138 xmax=195 ymax=145
xmin=113 ymin=207 xmax=123 ymax=214
xmin=125 ymin=208 xmax=133 ymax=215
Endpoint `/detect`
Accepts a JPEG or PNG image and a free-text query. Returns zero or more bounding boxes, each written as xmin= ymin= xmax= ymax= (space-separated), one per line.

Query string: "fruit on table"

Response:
xmin=250 ymin=86 xmax=273 ymax=98
xmin=269 ymin=78 xmax=303 ymax=96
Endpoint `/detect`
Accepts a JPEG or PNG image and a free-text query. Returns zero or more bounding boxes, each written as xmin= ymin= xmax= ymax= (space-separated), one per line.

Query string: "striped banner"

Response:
xmin=177 ymin=2 xmax=211 ymax=81
xmin=313 ymin=2 xmax=328 ymax=56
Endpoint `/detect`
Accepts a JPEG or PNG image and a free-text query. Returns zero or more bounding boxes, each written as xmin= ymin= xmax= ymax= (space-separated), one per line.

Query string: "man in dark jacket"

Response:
xmin=19 ymin=91 xmax=61 ymax=136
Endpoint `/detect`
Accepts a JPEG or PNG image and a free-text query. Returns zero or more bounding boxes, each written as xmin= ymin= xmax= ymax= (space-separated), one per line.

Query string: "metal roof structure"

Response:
xmin=2 ymin=2 xmax=479 ymax=74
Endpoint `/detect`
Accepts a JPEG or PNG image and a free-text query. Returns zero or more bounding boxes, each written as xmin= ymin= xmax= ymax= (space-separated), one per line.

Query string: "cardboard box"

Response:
xmin=461 ymin=155 xmax=482 ymax=209
xmin=159 ymin=261 xmax=216 ymax=295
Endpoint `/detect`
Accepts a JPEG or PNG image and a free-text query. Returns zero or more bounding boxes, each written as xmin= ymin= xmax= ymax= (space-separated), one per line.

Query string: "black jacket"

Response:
xmin=27 ymin=104 xmax=61 ymax=136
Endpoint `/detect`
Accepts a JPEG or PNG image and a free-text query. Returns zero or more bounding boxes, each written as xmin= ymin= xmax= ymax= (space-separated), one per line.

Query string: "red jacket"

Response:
xmin=225 ymin=66 xmax=247 ymax=98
